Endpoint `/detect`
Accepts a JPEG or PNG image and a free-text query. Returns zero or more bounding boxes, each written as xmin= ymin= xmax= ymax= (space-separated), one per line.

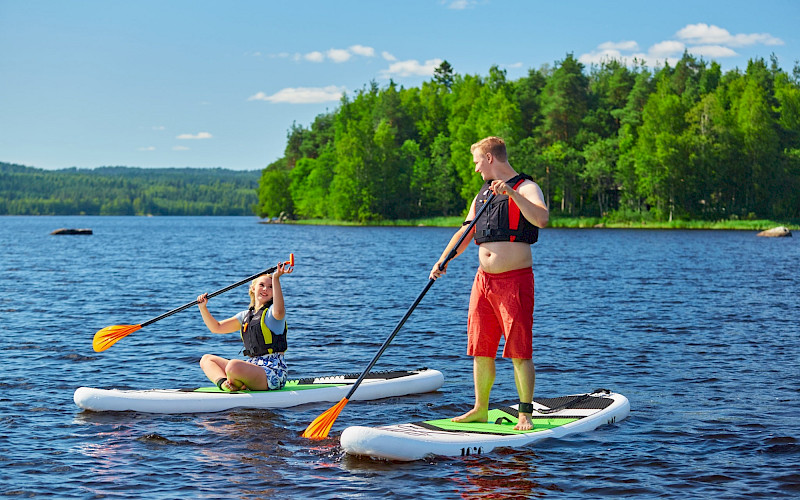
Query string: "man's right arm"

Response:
xmin=430 ymin=197 xmax=477 ymax=279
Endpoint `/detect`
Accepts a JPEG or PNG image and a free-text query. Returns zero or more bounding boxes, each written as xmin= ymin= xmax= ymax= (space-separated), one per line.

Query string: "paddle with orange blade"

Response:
xmin=92 ymin=253 xmax=295 ymax=352
xmin=302 ymin=194 xmax=497 ymax=439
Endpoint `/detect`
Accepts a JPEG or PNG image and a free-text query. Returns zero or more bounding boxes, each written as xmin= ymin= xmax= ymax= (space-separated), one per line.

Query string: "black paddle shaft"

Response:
xmin=343 ymin=192 xmax=497 ymax=399
xmin=140 ymin=265 xmax=280 ymax=328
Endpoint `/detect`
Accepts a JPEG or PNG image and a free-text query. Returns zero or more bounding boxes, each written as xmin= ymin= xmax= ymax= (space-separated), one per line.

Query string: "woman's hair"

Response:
xmin=248 ymin=274 xmax=274 ymax=309
xmin=470 ymin=136 xmax=508 ymax=162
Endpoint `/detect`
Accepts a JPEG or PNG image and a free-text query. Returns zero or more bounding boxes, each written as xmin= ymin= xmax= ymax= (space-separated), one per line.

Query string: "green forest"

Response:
xmin=256 ymin=53 xmax=800 ymax=224
xmin=0 ymin=163 xmax=260 ymax=215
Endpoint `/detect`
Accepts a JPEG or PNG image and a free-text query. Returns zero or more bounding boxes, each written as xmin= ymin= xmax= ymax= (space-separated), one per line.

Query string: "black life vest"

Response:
xmin=474 ymin=173 xmax=539 ymax=245
xmin=240 ymin=305 xmax=288 ymax=357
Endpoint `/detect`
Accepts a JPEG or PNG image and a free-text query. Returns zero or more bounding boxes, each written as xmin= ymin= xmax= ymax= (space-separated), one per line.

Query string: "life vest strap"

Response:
xmin=507 ymin=177 xmax=526 ymax=242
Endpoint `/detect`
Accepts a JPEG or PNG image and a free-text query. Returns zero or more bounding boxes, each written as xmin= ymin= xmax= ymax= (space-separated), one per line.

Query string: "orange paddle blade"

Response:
xmin=92 ymin=324 xmax=142 ymax=352
xmin=302 ymin=398 xmax=349 ymax=439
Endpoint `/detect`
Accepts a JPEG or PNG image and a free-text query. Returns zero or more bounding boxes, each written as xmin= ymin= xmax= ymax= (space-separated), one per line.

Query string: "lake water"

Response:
xmin=1 ymin=216 xmax=798 ymax=498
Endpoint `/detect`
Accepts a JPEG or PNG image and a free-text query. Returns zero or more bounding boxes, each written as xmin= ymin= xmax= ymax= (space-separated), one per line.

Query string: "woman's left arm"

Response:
xmin=270 ymin=261 xmax=293 ymax=320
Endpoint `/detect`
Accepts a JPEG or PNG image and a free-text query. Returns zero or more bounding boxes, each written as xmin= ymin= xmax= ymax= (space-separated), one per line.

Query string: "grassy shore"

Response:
xmin=547 ymin=217 xmax=799 ymax=230
xmin=283 ymin=216 xmax=798 ymax=230
xmin=286 ymin=215 xmax=465 ymax=227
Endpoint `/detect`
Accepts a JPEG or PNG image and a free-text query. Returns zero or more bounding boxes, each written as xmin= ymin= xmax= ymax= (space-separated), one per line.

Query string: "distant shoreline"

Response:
xmin=281 ymin=216 xmax=799 ymax=231
xmin=4 ymin=213 xmax=796 ymax=231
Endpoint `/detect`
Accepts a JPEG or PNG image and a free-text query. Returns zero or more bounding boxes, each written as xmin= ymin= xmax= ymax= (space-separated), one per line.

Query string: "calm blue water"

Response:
xmin=1 ymin=216 xmax=798 ymax=498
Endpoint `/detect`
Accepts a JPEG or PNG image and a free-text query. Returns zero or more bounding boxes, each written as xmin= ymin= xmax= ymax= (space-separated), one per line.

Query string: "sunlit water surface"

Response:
xmin=1 ymin=216 xmax=798 ymax=498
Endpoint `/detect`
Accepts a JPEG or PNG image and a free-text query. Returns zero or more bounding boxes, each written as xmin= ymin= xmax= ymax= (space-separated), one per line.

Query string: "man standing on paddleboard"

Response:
xmin=430 ymin=136 xmax=549 ymax=431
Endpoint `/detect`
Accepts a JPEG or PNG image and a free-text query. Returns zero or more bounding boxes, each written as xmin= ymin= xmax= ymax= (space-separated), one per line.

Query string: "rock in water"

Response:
xmin=51 ymin=228 xmax=93 ymax=235
xmin=756 ymin=226 xmax=792 ymax=237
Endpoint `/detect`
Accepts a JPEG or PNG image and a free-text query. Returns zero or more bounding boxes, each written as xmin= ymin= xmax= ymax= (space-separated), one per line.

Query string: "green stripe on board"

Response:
xmin=193 ymin=381 xmax=345 ymax=393
xmin=422 ymin=408 xmax=578 ymax=435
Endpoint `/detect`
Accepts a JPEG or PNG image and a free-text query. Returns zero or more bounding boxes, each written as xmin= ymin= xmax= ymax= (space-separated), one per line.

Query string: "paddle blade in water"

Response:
xmin=302 ymin=398 xmax=349 ymax=439
xmin=92 ymin=324 xmax=142 ymax=352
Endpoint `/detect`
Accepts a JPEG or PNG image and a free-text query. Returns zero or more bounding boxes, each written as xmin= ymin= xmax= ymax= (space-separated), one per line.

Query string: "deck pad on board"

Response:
xmin=412 ymin=393 xmax=615 ymax=435
xmin=185 ymin=369 xmax=418 ymax=393
xmin=340 ymin=389 xmax=630 ymax=461
xmin=75 ymin=368 xmax=444 ymax=413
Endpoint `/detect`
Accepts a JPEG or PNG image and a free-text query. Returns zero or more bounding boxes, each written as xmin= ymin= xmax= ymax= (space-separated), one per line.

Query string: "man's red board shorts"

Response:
xmin=467 ymin=267 xmax=534 ymax=359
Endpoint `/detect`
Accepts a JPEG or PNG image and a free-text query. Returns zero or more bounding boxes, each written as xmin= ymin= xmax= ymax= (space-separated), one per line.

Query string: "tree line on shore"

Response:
xmin=256 ymin=53 xmax=800 ymax=224
xmin=0 ymin=163 xmax=260 ymax=216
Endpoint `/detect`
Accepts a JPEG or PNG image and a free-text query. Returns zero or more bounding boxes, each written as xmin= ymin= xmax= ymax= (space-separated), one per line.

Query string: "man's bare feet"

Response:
xmin=451 ymin=407 xmax=488 ymax=423
xmin=514 ymin=413 xmax=533 ymax=431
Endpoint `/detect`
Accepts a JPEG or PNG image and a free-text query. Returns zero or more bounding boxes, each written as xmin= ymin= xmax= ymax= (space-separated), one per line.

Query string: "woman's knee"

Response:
xmin=200 ymin=353 xmax=226 ymax=370
xmin=225 ymin=359 xmax=247 ymax=375
xmin=200 ymin=353 xmax=214 ymax=367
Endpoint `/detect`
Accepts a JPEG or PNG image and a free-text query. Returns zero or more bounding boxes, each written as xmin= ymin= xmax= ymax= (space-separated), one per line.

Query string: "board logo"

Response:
xmin=460 ymin=446 xmax=483 ymax=456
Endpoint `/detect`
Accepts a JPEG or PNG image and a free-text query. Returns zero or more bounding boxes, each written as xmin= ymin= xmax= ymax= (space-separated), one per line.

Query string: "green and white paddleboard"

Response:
xmin=340 ymin=389 xmax=629 ymax=461
xmin=74 ymin=368 xmax=443 ymax=413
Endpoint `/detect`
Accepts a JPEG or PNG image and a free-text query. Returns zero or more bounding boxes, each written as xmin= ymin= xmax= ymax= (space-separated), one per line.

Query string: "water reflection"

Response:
xmin=6 ymin=219 xmax=799 ymax=498
xmin=71 ymin=412 xmax=150 ymax=493
xmin=450 ymin=450 xmax=555 ymax=498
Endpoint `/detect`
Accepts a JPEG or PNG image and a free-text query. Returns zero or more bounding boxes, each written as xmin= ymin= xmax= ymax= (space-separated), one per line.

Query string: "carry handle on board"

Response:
xmin=301 ymin=194 xmax=496 ymax=439
xmin=92 ymin=253 xmax=295 ymax=352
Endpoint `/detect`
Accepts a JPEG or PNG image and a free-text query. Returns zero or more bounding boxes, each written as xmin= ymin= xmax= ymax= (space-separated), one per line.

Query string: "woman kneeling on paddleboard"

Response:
xmin=197 ymin=261 xmax=293 ymax=391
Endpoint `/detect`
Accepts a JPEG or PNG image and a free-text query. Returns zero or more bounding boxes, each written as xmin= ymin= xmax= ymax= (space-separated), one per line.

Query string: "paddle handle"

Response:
xmin=140 ymin=254 xmax=293 ymax=328
xmin=343 ymin=193 xmax=495 ymax=399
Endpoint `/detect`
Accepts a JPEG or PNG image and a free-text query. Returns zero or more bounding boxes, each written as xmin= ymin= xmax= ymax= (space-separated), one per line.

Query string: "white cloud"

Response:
xmin=446 ymin=0 xmax=477 ymax=9
xmin=381 ymin=58 xmax=443 ymax=78
xmin=599 ymin=40 xmax=639 ymax=52
xmin=578 ymin=49 xmax=632 ymax=65
xmin=176 ymin=132 xmax=212 ymax=140
xmin=688 ymin=45 xmax=738 ymax=58
xmin=649 ymin=40 xmax=686 ymax=58
xmin=578 ymin=47 xmax=668 ymax=67
xmin=304 ymin=51 xmax=325 ymax=62
xmin=288 ymin=46 xmax=379 ymax=63
xmin=676 ymin=23 xmax=783 ymax=47
xmin=382 ymin=51 xmax=397 ymax=61
xmin=248 ymin=86 xmax=347 ymax=104
xmin=350 ymin=44 xmax=375 ymax=57
xmin=578 ymin=22 xmax=781 ymax=68
xmin=677 ymin=23 xmax=730 ymax=44
xmin=138 ymin=146 xmax=155 ymax=151
xmin=327 ymin=48 xmax=352 ymax=63
xmin=579 ymin=41 xmax=644 ymax=65
xmin=151 ymin=125 xmax=165 ymax=131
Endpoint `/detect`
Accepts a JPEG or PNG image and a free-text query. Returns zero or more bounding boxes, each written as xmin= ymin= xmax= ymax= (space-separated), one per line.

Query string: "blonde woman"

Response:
xmin=197 ymin=261 xmax=293 ymax=391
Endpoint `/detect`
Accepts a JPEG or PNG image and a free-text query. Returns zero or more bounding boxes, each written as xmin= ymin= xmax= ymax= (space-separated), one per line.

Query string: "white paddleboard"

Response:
xmin=74 ymin=368 xmax=443 ymax=413
xmin=341 ymin=389 xmax=629 ymax=461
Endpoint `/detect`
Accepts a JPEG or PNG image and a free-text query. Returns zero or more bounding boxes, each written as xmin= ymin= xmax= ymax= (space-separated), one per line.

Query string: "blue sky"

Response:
xmin=1 ymin=0 xmax=797 ymax=171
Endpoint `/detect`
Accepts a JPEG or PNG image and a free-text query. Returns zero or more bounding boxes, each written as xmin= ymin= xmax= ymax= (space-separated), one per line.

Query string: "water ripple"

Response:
xmin=0 ymin=218 xmax=798 ymax=498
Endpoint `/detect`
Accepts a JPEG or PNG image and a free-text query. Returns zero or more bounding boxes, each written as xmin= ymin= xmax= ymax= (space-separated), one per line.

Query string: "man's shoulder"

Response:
xmin=515 ymin=178 xmax=546 ymax=205
xmin=516 ymin=178 xmax=541 ymax=191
